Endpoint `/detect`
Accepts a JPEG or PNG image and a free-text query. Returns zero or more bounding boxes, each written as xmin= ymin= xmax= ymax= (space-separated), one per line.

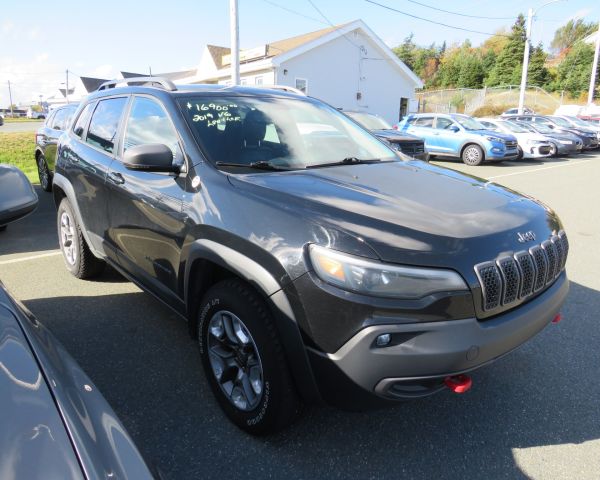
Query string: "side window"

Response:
xmin=73 ymin=103 xmax=94 ymax=138
xmin=51 ymin=109 xmax=68 ymax=130
xmin=64 ymin=107 xmax=77 ymax=129
xmin=480 ymin=121 xmax=497 ymax=131
xmin=263 ymin=124 xmax=280 ymax=143
xmin=123 ymin=97 xmax=180 ymax=161
xmin=86 ymin=97 xmax=128 ymax=154
xmin=45 ymin=111 xmax=56 ymax=127
xmin=413 ymin=116 xmax=434 ymax=128
xmin=435 ymin=117 xmax=455 ymax=130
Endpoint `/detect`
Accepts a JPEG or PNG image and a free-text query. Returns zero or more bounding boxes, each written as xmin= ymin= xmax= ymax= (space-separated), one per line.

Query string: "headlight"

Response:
xmin=486 ymin=136 xmax=505 ymax=143
xmin=308 ymin=245 xmax=468 ymax=299
xmin=558 ymin=140 xmax=572 ymax=145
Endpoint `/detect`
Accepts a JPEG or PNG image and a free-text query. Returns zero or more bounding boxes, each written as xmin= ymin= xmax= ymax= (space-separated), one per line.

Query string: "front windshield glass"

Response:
xmin=452 ymin=115 xmax=485 ymax=130
xmin=179 ymin=95 xmax=397 ymax=169
xmin=346 ymin=112 xmax=392 ymax=130
xmin=529 ymin=122 xmax=554 ymax=134
xmin=501 ymin=120 xmax=528 ymax=133
xmin=566 ymin=116 xmax=593 ymax=127
xmin=550 ymin=116 xmax=572 ymax=127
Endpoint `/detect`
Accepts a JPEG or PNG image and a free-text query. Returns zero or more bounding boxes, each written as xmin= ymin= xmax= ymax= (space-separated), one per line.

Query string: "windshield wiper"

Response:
xmin=306 ymin=157 xmax=382 ymax=169
xmin=215 ymin=161 xmax=293 ymax=171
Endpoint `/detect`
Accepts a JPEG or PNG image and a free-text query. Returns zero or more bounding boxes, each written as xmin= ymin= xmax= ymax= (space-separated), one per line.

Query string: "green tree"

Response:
xmin=457 ymin=55 xmax=485 ymax=88
xmin=551 ymin=19 xmax=598 ymax=53
xmin=527 ymin=43 xmax=550 ymax=87
xmin=555 ymin=42 xmax=596 ymax=97
xmin=486 ymin=14 xmax=526 ymax=86
xmin=393 ymin=34 xmax=417 ymax=71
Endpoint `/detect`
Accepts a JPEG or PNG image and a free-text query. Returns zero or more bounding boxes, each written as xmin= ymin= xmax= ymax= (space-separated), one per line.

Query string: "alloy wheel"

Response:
xmin=464 ymin=146 xmax=481 ymax=165
xmin=206 ymin=310 xmax=264 ymax=411
xmin=38 ymin=158 xmax=49 ymax=190
xmin=60 ymin=212 xmax=77 ymax=265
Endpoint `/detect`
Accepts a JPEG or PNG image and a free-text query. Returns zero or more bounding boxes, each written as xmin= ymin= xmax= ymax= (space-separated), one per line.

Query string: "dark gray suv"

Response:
xmin=53 ymin=78 xmax=569 ymax=435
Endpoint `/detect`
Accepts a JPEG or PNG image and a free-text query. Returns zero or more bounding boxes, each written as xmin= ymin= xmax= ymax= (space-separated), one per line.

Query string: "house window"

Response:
xmin=295 ymin=78 xmax=308 ymax=94
xmin=255 ymin=76 xmax=264 ymax=86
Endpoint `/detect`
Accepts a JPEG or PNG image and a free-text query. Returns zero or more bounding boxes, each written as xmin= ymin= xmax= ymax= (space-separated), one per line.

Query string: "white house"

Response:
xmin=176 ymin=20 xmax=422 ymax=124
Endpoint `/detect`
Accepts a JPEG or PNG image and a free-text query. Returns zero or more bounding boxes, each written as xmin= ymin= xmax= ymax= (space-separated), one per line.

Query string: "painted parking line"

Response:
xmin=0 ymin=250 xmax=61 ymax=265
xmin=487 ymin=159 xmax=592 ymax=180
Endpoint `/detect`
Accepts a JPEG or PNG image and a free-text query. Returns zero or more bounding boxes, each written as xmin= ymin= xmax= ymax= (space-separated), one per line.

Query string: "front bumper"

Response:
xmin=306 ymin=272 xmax=568 ymax=409
xmin=522 ymin=143 xmax=553 ymax=158
xmin=487 ymin=146 xmax=519 ymax=161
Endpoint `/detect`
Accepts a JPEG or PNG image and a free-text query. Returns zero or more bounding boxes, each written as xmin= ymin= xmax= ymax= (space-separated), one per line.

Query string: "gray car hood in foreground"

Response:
xmin=232 ymin=160 xmax=560 ymax=268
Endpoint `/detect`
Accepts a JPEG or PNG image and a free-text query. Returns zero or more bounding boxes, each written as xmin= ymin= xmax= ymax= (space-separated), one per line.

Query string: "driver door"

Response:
xmin=432 ymin=116 xmax=462 ymax=155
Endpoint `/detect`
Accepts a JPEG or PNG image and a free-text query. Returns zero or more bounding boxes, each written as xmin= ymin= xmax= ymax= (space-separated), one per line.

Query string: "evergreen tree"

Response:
xmin=551 ymin=19 xmax=598 ymax=53
xmin=393 ymin=34 xmax=417 ymax=70
xmin=486 ymin=14 xmax=526 ymax=86
xmin=555 ymin=42 xmax=596 ymax=97
xmin=527 ymin=43 xmax=550 ymax=87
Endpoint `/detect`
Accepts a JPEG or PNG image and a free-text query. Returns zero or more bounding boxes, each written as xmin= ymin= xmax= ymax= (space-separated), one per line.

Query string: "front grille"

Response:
xmin=474 ymin=230 xmax=568 ymax=313
xmin=506 ymin=140 xmax=518 ymax=148
xmin=398 ymin=141 xmax=425 ymax=155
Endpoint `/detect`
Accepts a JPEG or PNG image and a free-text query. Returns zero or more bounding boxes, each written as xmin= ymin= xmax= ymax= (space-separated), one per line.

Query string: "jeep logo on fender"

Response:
xmin=517 ymin=231 xmax=536 ymax=243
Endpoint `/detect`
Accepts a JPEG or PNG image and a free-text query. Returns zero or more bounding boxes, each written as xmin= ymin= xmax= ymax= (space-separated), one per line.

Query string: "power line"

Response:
xmin=260 ymin=0 xmax=328 ymax=25
xmin=306 ymin=0 xmax=360 ymax=47
xmin=401 ymin=0 xmax=516 ymax=20
xmin=365 ymin=0 xmax=512 ymax=38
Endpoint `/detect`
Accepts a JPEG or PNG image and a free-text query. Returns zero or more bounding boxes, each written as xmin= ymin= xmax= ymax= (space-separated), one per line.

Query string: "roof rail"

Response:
xmin=258 ymin=85 xmax=306 ymax=96
xmin=97 ymin=77 xmax=177 ymax=92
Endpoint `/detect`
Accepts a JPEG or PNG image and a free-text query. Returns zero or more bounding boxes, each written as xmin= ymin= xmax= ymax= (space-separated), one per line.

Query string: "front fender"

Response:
xmin=184 ymin=239 xmax=322 ymax=404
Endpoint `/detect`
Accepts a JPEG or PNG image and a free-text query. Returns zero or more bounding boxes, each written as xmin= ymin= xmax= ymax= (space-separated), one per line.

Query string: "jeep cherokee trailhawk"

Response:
xmin=53 ymin=78 xmax=569 ymax=434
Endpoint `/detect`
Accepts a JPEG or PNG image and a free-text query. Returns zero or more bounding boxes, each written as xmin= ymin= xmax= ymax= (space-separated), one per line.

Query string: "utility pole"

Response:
xmin=588 ymin=22 xmax=600 ymax=105
xmin=7 ymin=80 xmax=14 ymax=117
xmin=518 ymin=8 xmax=533 ymax=115
xmin=65 ymin=69 xmax=69 ymax=104
xmin=230 ymin=0 xmax=240 ymax=85
xmin=518 ymin=1 xmax=562 ymax=114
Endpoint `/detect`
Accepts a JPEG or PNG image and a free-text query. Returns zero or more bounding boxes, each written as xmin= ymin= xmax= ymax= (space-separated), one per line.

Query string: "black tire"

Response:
xmin=517 ymin=146 xmax=523 ymax=160
xmin=57 ymin=198 xmax=105 ymax=279
xmin=548 ymin=143 xmax=558 ymax=157
xmin=197 ymin=278 xmax=301 ymax=435
xmin=37 ymin=154 xmax=53 ymax=192
xmin=461 ymin=144 xmax=485 ymax=166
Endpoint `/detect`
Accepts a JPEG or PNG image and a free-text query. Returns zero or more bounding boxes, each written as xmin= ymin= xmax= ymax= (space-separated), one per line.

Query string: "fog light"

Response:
xmin=376 ymin=334 xmax=391 ymax=347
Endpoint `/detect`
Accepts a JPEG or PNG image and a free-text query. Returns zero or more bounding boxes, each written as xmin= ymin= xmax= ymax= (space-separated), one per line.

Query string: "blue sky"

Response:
xmin=0 ymin=0 xmax=597 ymax=104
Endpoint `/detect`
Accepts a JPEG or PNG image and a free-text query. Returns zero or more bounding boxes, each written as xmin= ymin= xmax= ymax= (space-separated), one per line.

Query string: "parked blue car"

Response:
xmin=397 ymin=113 xmax=519 ymax=165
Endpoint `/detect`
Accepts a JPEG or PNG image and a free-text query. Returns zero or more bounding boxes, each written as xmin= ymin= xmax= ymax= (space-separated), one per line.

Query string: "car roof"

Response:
xmin=85 ymin=83 xmax=307 ymax=102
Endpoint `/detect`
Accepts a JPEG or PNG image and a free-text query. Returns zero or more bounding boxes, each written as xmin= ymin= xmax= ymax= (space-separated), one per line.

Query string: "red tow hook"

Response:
xmin=444 ymin=374 xmax=472 ymax=394
xmin=552 ymin=313 xmax=562 ymax=324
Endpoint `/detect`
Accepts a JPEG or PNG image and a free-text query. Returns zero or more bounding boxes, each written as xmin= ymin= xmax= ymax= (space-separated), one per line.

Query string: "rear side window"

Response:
xmin=86 ymin=97 xmax=128 ymax=154
xmin=123 ymin=97 xmax=180 ymax=158
xmin=435 ymin=117 xmax=454 ymax=130
xmin=51 ymin=109 xmax=69 ymax=131
xmin=413 ymin=116 xmax=434 ymax=127
xmin=73 ymin=103 xmax=94 ymax=138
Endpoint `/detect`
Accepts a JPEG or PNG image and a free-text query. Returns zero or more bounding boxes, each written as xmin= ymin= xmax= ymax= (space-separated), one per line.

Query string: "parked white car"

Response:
xmin=26 ymin=108 xmax=46 ymax=119
xmin=478 ymin=118 xmax=553 ymax=159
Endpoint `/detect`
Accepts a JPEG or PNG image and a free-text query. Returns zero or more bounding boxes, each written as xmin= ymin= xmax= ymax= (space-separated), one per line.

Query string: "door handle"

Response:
xmin=108 ymin=171 xmax=125 ymax=185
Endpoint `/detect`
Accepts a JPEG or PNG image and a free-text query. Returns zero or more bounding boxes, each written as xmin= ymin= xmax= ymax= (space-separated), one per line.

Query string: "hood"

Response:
xmin=372 ymin=129 xmax=422 ymax=142
xmin=230 ymin=161 xmax=560 ymax=269
xmin=513 ymin=132 xmax=551 ymax=143
xmin=471 ymin=129 xmax=517 ymax=142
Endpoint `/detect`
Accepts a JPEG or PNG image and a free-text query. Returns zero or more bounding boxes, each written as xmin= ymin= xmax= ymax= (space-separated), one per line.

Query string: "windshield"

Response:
xmin=179 ymin=96 xmax=397 ymax=170
xmin=501 ymin=120 xmax=528 ymax=133
xmin=346 ymin=112 xmax=392 ymax=130
xmin=452 ymin=115 xmax=485 ymax=130
xmin=550 ymin=116 xmax=572 ymax=127
xmin=566 ymin=116 xmax=593 ymax=127
xmin=529 ymin=122 xmax=554 ymax=134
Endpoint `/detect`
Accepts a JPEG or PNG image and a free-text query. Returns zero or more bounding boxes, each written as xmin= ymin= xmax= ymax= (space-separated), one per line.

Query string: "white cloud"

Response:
xmin=567 ymin=8 xmax=592 ymax=22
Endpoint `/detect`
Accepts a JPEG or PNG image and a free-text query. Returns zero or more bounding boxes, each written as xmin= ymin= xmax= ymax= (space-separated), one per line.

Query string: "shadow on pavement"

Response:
xmin=0 ymin=186 xmax=57 ymax=256
xmin=21 ymin=279 xmax=600 ymax=480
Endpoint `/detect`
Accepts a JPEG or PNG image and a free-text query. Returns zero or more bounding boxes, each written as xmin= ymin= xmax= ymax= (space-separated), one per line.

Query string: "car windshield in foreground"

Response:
xmin=501 ymin=120 xmax=529 ymax=133
xmin=178 ymin=95 xmax=397 ymax=171
xmin=452 ymin=115 xmax=486 ymax=131
xmin=550 ymin=116 xmax=572 ymax=127
xmin=346 ymin=112 xmax=392 ymax=130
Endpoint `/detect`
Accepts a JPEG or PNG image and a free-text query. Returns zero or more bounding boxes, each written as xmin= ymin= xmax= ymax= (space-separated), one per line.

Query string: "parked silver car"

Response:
xmin=478 ymin=118 xmax=553 ymax=159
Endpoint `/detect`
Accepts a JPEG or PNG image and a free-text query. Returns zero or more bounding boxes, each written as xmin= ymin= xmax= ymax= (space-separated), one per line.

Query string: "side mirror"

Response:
xmin=74 ymin=126 xmax=84 ymax=136
xmin=0 ymin=165 xmax=38 ymax=227
xmin=123 ymin=144 xmax=178 ymax=173
xmin=449 ymin=125 xmax=460 ymax=133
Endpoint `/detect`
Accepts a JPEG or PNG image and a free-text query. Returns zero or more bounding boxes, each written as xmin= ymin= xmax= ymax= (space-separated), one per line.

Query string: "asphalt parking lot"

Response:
xmin=1 ymin=151 xmax=599 ymax=479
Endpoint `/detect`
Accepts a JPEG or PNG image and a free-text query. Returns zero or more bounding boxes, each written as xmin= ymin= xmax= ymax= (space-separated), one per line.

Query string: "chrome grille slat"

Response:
xmin=475 ymin=231 xmax=569 ymax=315
xmin=496 ymin=257 xmax=520 ymax=305
xmin=514 ymin=251 xmax=535 ymax=298
xmin=530 ymin=246 xmax=549 ymax=292
xmin=474 ymin=262 xmax=502 ymax=311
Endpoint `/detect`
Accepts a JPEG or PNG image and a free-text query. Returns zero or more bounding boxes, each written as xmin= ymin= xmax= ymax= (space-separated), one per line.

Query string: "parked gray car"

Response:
xmin=514 ymin=121 xmax=583 ymax=156
xmin=0 ymin=165 xmax=155 ymax=479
